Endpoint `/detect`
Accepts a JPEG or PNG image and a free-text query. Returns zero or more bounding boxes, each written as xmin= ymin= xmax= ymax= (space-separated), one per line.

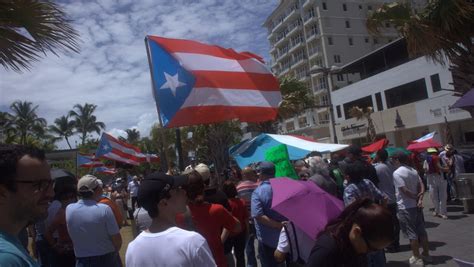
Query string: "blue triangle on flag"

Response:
xmin=148 ymin=39 xmax=195 ymax=126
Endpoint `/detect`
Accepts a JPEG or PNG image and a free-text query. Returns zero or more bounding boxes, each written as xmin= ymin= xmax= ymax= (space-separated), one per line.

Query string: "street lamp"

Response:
xmin=310 ymin=65 xmax=341 ymax=144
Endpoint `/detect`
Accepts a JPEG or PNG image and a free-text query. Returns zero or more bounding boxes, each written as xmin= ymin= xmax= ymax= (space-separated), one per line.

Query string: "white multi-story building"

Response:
xmin=263 ymin=0 xmax=398 ymax=142
xmin=332 ymin=39 xmax=474 ymax=147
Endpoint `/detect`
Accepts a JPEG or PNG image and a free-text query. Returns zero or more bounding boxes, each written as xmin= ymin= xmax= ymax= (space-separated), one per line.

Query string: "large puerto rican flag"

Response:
xmin=95 ymin=133 xmax=158 ymax=165
xmin=146 ymin=36 xmax=281 ymax=127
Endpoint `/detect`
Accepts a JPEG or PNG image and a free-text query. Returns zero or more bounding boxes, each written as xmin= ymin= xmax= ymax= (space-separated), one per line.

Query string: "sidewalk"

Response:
xmin=386 ymin=196 xmax=474 ymax=266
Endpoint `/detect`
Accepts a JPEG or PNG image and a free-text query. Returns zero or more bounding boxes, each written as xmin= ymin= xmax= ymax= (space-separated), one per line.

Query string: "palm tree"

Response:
xmin=49 ymin=115 xmax=75 ymax=149
xmin=9 ymin=101 xmax=47 ymax=145
xmin=69 ymin=103 xmax=105 ymax=145
xmin=349 ymin=106 xmax=377 ymax=143
xmin=367 ymin=1 xmax=474 ymax=115
xmin=0 ymin=111 xmax=14 ymax=142
xmin=125 ymin=128 xmax=140 ymax=144
xmin=0 ymin=0 xmax=80 ymax=72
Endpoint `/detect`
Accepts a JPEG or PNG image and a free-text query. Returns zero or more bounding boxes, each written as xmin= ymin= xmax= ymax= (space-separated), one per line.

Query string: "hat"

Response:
xmin=257 ymin=161 xmax=275 ymax=176
xmin=137 ymin=172 xmax=188 ymax=212
xmin=194 ymin=163 xmax=210 ymax=181
xmin=427 ymin=148 xmax=438 ymax=153
xmin=78 ymin=175 xmax=100 ymax=193
xmin=444 ymin=144 xmax=454 ymax=152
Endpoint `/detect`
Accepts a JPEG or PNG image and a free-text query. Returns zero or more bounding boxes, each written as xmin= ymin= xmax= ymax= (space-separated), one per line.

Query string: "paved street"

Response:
xmin=386 ymin=196 xmax=474 ymax=267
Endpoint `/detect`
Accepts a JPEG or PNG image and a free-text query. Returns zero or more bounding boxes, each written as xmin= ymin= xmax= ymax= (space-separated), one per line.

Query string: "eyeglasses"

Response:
xmin=362 ymin=233 xmax=378 ymax=252
xmin=15 ymin=179 xmax=53 ymax=192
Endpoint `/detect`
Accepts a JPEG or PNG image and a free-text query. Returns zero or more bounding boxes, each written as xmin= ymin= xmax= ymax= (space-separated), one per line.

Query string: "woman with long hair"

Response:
xmin=305 ymin=198 xmax=394 ymax=267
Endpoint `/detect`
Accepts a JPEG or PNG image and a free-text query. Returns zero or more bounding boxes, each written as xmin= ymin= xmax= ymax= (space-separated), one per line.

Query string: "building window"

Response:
xmin=328 ymin=37 xmax=333 ymax=45
xmin=384 ymin=78 xmax=429 ymax=108
xmin=431 ymin=74 xmax=442 ymax=92
xmin=336 ymin=105 xmax=342 ymax=118
xmin=365 ymin=37 xmax=369 ymax=43
xmin=373 ymin=38 xmax=378 ymax=44
xmin=348 ymin=37 xmax=353 ymax=46
xmin=375 ymin=92 xmax=383 ymax=111
xmin=298 ymin=116 xmax=308 ymax=128
xmin=334 ymin=54 xmax=341 ymax=63
xmin=343 ymin=3 xmax=347 ymax=11
xmin=322 ymin=2 xmax=327 ymax=10
xmin=343 ymin=96 xmax=374 ymax=119
xmin=368 ymin=5 xmax=373 ymax=10
xmin=345 ymin=20 xmax=351 ymax=28
xmin=286 ymin=121 xmax=295 ymax=131
xmin=336 ymin=74 xmax=344 ymax=81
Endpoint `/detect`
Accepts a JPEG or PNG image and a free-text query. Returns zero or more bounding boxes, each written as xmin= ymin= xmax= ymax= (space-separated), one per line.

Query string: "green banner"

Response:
xmin=264 ymin=144 xmax=298 ymax=180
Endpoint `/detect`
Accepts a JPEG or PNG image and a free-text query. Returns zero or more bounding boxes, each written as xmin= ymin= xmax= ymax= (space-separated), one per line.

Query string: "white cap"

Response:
xmin=194 ymin=163 xmax=210 ymax=181
xmin=78 ymin=175 xmax=99 ymax=193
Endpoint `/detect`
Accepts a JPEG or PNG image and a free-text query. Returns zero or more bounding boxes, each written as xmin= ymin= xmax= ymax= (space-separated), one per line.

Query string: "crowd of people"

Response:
xmin=0 ymin=142 xmax=466 ymax=267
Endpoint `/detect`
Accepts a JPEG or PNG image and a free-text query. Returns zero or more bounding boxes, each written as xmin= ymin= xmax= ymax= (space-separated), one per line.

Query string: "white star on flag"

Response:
xmin=102 ymin=144 xmax=110 ymax=151
xmin=160 ymin=72 xmax=186 ymax=96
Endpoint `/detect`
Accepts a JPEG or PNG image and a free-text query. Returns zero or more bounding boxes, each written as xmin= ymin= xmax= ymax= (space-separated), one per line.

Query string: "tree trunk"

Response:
xmin=65 ymin=137 xmax=72 ymax=149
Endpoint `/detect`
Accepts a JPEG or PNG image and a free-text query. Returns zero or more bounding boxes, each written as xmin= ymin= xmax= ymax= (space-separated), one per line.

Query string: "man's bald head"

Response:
xmin=241 ymin=167 xmax=257 ymax=182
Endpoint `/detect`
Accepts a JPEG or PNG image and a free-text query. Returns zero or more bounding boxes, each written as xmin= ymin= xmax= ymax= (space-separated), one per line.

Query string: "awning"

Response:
xmin=229 ymin=133 xmax=348 ymax=168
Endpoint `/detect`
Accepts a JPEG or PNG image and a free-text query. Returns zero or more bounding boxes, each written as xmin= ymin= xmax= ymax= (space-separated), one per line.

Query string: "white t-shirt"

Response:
xmin=276 ymin=222 xmax=313 ymax=263
xmin=126 ymin=226 xmax=216 ymax=267
xmin=393 ymin=165 xmax=421 ymax=210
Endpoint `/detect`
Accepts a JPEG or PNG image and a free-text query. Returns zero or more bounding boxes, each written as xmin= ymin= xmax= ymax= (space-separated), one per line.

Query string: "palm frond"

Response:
xmin=0 ymin=0 xmax=80 ymax=72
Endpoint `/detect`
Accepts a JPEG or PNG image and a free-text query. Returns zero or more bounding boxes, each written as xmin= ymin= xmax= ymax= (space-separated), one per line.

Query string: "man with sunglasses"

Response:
xmin=0 ymin=144 xmax=54 ymax=266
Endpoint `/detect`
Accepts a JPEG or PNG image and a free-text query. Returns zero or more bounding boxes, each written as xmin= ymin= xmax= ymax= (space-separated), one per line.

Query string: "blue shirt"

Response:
xmin=251 ymin=180 xmax=286 ymax=247
xmin=66 ymin=199 xmax=120 ymax=257
xmin=0 ymin=230 xmax=39 ymax=267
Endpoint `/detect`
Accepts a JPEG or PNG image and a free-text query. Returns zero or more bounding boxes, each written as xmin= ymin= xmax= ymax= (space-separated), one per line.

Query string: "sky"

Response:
xmin=0 ymin=0 xmax=279 ymax=149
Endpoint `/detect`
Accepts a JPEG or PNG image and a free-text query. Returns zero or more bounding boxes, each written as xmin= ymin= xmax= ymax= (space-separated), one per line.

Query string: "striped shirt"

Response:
xmin=236 ymin=180 xmax=259 ymax=210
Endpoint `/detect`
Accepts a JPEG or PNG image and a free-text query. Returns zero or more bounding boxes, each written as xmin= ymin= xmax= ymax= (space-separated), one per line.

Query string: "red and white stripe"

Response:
xmin=100 ymin=133 xmax=147 ymax=166
xmin=148 ymin=36 xmax=281 ymax=127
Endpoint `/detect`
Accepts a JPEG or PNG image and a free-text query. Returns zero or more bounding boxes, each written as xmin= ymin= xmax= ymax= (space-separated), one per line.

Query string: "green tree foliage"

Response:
xmin=69 ymin=103 xmax=105 ymax=145
xmin=9 ymin=100 xmax=47 ymax=145
xmin=248 ymin=76 xmax=316 ymax=133
xmin=49 ymin=115 xmax=75 ymax=149
xmin=367 ymin=0 xmax=474 ymax=115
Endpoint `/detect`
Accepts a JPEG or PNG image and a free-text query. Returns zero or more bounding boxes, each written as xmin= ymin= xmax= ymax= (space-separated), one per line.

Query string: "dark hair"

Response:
xmin=321 ymin=198 xmax=394 ymax=255
xmin=376 ymin=149 xmax=388 ymax=162
xmin=222 ymin=181 xmax=238 ymax=198
xmin=342 ymin=161 xmax=368 ymax=184
xmin=348 ymin=145 xmax=362 ymax=157
xmin=392 ymin=152 xmax=410 ymax=165
xmin=0 ymin=144 xmax=46 ymax=192
xmin=185 ymin=171 xmax=205 ymax=203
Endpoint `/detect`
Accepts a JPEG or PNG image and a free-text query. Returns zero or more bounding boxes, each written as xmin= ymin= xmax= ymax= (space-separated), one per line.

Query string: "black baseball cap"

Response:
xmin=137 ymin=172 xmax=188 ymax=212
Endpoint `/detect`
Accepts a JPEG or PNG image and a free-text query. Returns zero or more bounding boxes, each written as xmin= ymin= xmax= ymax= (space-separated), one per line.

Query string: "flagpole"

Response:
xmin=145 ymin=36 xmax=169 ymax=172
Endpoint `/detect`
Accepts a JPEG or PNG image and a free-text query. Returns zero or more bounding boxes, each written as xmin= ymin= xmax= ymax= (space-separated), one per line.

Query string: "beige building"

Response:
xmin=332 ymin=39 xmax=473 ymax=147
xmin=263 ymin=0 xmax=398 ymax=142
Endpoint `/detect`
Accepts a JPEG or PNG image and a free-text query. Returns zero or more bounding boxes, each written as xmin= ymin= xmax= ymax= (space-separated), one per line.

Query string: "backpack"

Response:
xmin=283 ymin=222 xmax=305 ymax=265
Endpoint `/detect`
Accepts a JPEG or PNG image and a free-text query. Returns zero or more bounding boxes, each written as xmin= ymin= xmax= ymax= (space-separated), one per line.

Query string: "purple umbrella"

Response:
xmin=451 ymin=88 xmax=474 ymax=109
xmin=270 ymin=177 xmax=344 ymax=240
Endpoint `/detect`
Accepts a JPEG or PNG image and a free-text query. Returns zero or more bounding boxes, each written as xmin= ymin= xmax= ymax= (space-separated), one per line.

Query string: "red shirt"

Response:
xmin=228 ymin=198 xmax=248 ymax=235
xmin=177 ymin=203 xmax=238 ymax=267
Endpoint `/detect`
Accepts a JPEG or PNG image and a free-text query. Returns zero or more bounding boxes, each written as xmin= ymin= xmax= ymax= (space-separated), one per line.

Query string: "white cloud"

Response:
xmin=0 ymin=0 xmax=278 ymax=150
